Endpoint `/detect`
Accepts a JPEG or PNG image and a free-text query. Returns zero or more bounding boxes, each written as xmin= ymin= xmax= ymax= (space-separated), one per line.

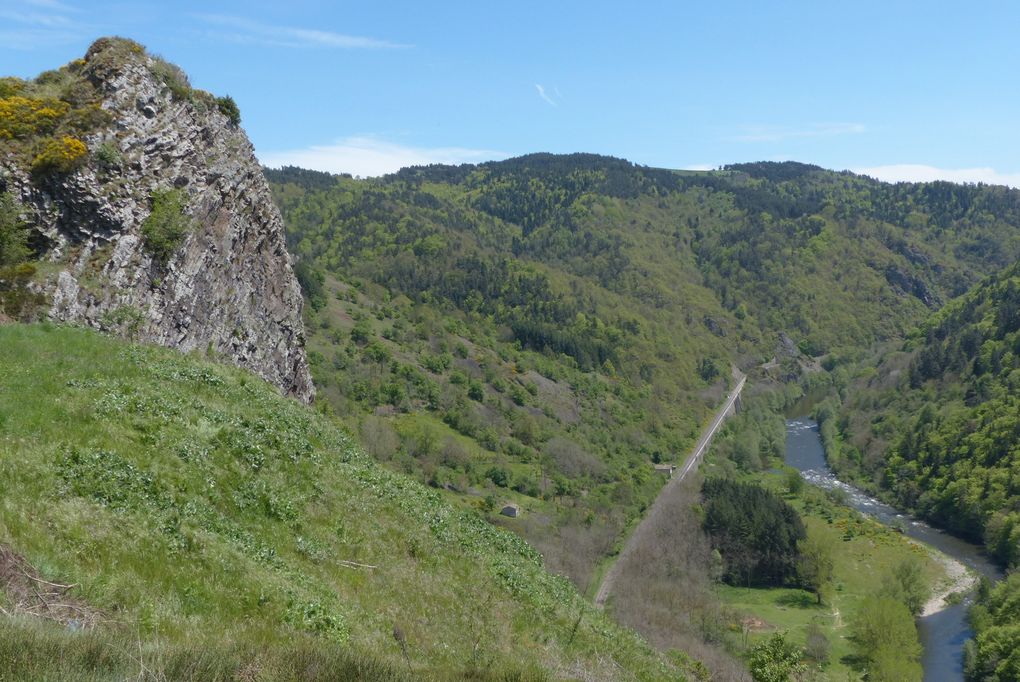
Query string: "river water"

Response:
xmin=785 ymin=418 xmax=1003 ymax=682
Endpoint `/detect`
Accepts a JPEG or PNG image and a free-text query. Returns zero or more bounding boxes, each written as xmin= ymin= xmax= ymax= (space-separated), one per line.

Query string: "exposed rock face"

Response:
xmin=1 ymin=39 xmax=313 ymax=402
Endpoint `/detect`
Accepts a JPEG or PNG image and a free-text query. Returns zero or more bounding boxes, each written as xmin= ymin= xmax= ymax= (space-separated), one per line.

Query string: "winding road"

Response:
xmin=594 ymin=372 xmax=746 ymax=607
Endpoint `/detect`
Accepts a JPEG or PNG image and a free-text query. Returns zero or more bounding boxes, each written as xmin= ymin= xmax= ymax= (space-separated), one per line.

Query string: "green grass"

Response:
xmin=0 ymin=616 xmax=410 ymax=682
xmin=711 ymin=468 xmax=946 ymax=680
xmin=0 ymin=323 xmax=684 ymax=680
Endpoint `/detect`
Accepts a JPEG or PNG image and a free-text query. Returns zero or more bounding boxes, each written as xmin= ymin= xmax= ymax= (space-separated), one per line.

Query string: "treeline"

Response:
xmin=264 ymin=164 xmax=344 ymax=190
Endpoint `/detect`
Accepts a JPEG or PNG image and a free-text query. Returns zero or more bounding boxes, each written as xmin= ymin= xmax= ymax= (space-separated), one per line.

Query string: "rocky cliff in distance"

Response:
xmin=0 ymin=37 xmax=313 ymax=402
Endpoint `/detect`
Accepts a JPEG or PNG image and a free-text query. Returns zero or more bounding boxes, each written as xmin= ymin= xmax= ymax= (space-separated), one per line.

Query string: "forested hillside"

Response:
xmin=266 ymin=156 xmax=1020 ymax=589
xmin=269 ymin=160 xmax=751 ymax=588
xmin=826 ymin=261 xmax=1020 ymax=566
xmin=968 ymin=573 xmax=1020 ymax=679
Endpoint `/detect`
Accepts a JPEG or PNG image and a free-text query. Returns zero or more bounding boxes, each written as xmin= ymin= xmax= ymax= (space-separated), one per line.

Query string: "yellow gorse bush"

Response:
xmin=0 ymin=96 xmax=70 ymax=139
xmin=32 ymin=135 xmax=87 ymax=174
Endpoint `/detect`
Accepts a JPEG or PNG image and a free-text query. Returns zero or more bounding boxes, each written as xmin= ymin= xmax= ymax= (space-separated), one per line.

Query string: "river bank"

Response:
xmin=785 ymin=417 xmax=1002 ymax=682
xmin=922 ymin=549 xmax=978 ymax=618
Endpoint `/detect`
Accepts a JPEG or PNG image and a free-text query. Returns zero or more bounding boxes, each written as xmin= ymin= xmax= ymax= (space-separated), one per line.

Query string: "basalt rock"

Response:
xmin=1 ymin=38 xmax=313 ymax=402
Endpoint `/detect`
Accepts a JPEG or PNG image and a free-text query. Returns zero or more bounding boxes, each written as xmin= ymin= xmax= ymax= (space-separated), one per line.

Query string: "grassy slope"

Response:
xmin=0 ymin=323 xmax=680 ymax=681
xmin=299 ymin=270 xmax=680 ymax=591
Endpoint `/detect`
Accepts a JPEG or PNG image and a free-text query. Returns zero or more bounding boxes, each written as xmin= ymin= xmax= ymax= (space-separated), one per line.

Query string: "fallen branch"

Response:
xmin=30 ymin=585 xmax=50 ymax=608
xmin=21 ymin=572 xmax=76 ymax=591
xmin=337 ymin=560 xmax=377 ymax=570
xmin=43 ymin=603 xmax=93 ymax=614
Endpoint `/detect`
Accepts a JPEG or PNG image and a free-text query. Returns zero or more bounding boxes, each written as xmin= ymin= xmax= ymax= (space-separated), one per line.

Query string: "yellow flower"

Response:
xmin=32 ymin=135 xmax=87 ymax=174
xmin=0 ymin=96 xmax=69 ymax=139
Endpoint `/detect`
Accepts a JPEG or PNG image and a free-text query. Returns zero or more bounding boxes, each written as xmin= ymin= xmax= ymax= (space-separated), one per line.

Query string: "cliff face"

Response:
xmin=1 ymin=38 xmax=313 ymax=402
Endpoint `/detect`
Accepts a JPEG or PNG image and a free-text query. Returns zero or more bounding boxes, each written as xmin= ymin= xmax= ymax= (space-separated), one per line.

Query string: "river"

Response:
xmin=785 ymin=418 xmax=1003 ymax=682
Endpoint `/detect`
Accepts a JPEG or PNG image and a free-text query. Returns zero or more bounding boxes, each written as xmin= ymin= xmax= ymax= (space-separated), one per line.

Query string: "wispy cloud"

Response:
xmin=534 ymin=83 xmax=560 ymax=107
xmin=730 ymin=122 xmax=866 ymax=143
xmin=258 ymin=136 xmax=507 ymax=177
xmin=854 ymin=164 xmax=1020 ymax=189
xmin=0 ymin=0 xmax=82 ymax=49
xmin=196 ymin=14 xmax=410 ymax=49
xmin=0 ymin=9 xmax=71 ymax=26
xmin=23 ymin=0 xmax=78 ymax=9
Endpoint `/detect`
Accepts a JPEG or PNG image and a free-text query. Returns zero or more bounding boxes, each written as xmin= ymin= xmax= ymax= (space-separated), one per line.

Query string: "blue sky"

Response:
xmin=4 ymin=0 xmax=1020 ymax=184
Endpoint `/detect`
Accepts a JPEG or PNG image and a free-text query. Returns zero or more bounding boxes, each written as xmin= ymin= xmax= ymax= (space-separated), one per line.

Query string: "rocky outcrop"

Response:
xmin=884 ymin=265 xmax=940 ymax=309
xmin=1 ymin=38 xmax=313 ymax=402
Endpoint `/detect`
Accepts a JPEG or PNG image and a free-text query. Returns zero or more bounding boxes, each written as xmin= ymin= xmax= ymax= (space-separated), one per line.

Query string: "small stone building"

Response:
xmin=654 ymin=464 xmax=676 ymax=477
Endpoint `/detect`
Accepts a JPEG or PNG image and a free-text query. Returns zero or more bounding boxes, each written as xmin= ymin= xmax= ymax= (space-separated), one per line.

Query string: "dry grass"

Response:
xmin=0 ymin=543 xmax=101 ymax=630
xmin=606 ymin=473 xmax=748 ymax=680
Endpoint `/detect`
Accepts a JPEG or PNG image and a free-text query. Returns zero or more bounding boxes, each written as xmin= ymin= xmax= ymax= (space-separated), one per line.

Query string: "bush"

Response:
xmin=749 ymin=633 xmax=804 ymax=682
xmin=94 ymin=140 xmax=121 ymax=169
xmin=63 ymin=103 xmax=110 ymax=132
xmin=804 ymin=623 xmax=829 ymax=664
xmin=0 ymin=97 xmax=69 ymax=139
xmin=0 ymin=263 xmax=44 ymax=319
xmin=141 ymin=188 xmax=192 ymax=264
xmin=216 ymin=95 xmax=241 ymax=126
xmin=0 ymin=77 xmax=25 ymax=98
xmin=485 ymin=466 xmax=509 ymax=488
xmin=350 ymin=320 xmax=372 ymax=344
xmin=31 ymin=135 xmax=87 ymax=174
xmin=850 ymin=596 xmax=921 ymax=680
xmin=150 ymin=58 xmax=191 ymax=101
xmin=0 ymin=192 xmax=30 ymax=267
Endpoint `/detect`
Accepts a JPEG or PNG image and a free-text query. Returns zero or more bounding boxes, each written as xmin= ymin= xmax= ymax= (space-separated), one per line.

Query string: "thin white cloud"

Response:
xmin=258 ymin=136 xmax=507 ymax=177
xmin=731 ymin=123 xmax=866 ymax=143
xmin=535 ymin=83 xmax=559 ymax=107
xmin=23 ymin=0 xmax=78 ymax=9
xmin=0 ymin=30 xmax=80 ymax=50
xmin=0 ymin=9 xmax=71 ymax=26
xmin=196 ymin=14 xmax=410 ymax=49
xmin=0 ymin=0 xmax=82 ymax=48
xmin=854 ymin=164 xmax=1020 ymax=189
xmin=682 ymin=164 xmax=716 ymax=171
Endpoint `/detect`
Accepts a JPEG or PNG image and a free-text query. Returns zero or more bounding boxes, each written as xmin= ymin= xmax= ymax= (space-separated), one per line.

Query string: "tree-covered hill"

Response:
xmin=266 ymin=155 xmax=1020 ymax=590
xmin=823 ymin=260 xmax=1020 ymax=567
xmin=269 ymin=161 xmax=753 ymax=590
xmin=0 ymin=323 xmax=682 ymax=681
